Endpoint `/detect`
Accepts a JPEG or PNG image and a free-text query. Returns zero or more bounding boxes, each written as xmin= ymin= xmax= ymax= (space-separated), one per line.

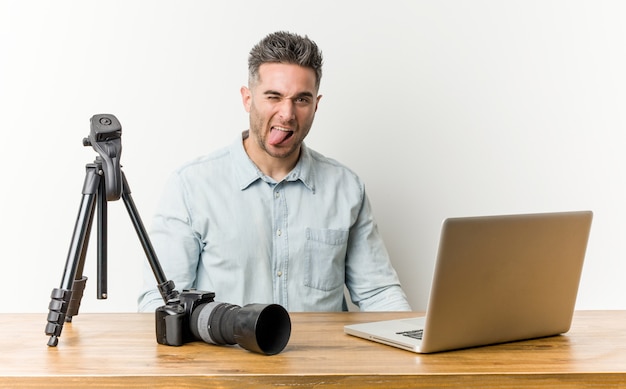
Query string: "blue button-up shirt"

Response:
xmin=138 ymin=132 xmax=410 ymax=312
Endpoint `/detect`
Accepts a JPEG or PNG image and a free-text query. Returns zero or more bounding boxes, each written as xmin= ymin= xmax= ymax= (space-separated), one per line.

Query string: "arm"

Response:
xmin=137 ymin=172 xmax=202 ymax=312
xmin=344 ymin=189 xmax=411 ymax=311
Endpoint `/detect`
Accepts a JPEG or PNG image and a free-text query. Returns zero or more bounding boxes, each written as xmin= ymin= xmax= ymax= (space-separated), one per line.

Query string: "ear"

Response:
xmin=315 ymin=94 xmax=322 ymax=113
xmin=240 ymin=86 xmax=252 ymax=113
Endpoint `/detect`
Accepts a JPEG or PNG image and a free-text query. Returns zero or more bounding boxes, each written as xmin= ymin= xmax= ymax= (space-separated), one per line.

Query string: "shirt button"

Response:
xmin=276 ymin=229 xmax=282 ymax=237
xmin=275 ymin=192 xmax=280 ymax=198
xmin=277 ymin=271 xmax=283 ymax=277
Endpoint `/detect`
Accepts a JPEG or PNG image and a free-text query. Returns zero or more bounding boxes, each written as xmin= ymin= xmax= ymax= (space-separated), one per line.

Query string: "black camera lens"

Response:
xmin=190 ymin=301 xmax=291 ymax=355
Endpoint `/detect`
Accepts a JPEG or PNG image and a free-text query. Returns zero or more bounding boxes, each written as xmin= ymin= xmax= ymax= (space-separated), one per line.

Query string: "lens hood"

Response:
xmin=234 ymin=303 xmax=291 ymax=355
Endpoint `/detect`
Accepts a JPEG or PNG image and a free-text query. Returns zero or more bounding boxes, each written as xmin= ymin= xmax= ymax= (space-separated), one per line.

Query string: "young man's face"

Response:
xmin=241 ymin=62 xmax=321 ymax=160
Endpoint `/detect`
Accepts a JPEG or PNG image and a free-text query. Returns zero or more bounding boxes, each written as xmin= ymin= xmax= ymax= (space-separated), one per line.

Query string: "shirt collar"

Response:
xmin=232 ymin=131 xmax=316 ymax=193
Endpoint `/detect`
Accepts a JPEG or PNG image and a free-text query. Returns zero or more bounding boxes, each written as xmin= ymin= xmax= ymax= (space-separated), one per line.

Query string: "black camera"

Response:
xmin=155 ymin=289 xmax=291 ymax=355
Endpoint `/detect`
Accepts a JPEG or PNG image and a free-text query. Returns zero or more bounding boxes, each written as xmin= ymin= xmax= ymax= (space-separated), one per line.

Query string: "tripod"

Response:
xmin=45 ymin=114 xmax=179 ymax=347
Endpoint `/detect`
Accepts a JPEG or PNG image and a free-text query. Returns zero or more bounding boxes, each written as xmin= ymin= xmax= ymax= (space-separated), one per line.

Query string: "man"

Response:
xmin=138 ymin=31 xmax=410 ymax=312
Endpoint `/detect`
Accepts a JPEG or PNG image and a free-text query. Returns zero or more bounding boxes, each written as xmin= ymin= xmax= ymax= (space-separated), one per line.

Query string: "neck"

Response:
xmin=243 ymin=136 xmax=300 ymax=181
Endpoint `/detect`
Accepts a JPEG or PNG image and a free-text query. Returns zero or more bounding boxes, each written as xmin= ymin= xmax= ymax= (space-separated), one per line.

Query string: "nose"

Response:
xmin=277 ymin=99 xmax=296 ymax=122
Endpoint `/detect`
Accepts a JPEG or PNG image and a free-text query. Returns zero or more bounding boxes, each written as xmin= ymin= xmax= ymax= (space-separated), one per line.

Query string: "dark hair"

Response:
xmin=248 ymin=31 xmax=323 ymax=90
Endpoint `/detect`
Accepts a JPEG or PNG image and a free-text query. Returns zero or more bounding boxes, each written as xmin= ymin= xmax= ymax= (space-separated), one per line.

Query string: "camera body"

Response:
xmin=155 ymin=289 xmax=215 ymax=346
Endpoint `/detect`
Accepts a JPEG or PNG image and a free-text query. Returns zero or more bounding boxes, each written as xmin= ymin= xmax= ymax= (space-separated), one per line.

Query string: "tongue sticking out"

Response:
xmin=268 ymin=128 xmax=292 ymax=146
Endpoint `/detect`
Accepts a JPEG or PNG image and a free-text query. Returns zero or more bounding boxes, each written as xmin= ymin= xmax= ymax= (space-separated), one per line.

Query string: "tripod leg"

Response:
xmin=120 ymin=172 xmax=178 ymax=303
xmin=45 ymin=164 xmax=100 ymax=347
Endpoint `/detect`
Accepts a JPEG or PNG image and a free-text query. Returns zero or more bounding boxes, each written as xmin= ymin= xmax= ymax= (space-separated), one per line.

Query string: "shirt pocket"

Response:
xmin=304 ymin=227 xmax=349 ymax=291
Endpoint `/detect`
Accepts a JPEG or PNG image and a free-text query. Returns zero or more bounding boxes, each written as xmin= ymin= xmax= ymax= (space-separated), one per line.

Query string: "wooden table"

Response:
xmin=0 ymin=311 xmax=625 ymax=388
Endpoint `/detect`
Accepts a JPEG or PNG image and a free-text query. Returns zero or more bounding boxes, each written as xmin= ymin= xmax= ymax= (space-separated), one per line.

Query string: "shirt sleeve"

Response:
xmin=137 ymin=172 xmax=203 ymax=312
xmin=344 ymin=188 xmax=412 ymax=311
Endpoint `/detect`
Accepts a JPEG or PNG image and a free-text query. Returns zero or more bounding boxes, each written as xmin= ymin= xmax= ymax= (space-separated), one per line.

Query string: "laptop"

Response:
xmin=344 ymin=210 xmax=593 ymax=353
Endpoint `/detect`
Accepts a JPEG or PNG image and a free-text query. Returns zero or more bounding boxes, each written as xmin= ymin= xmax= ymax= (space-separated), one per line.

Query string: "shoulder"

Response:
xmin=304 ymin=145 xmax=365 ymax=192
xmin=307 ymin=146 xmax=361 ymax=178
xmin=174 ymin=144 xmax=232 ymax=179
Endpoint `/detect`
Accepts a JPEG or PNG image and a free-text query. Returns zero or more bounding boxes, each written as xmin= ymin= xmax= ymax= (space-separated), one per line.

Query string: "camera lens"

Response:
xmin=190 ymin=301 xmax=291 ymax=355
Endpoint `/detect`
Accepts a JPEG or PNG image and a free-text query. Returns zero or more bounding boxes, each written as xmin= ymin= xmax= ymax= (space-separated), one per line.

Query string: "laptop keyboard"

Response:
xmin=396 ymin=329 xmax=424 ymax=340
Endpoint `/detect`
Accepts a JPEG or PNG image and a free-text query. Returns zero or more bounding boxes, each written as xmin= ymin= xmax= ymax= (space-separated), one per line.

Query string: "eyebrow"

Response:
xmin=263 ymin=90 xmax=315 ymax=99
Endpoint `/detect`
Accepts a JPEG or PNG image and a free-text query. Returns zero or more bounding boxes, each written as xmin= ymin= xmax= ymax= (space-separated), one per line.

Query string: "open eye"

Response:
xmin=295 ymin=97 xmax=310 ymax=104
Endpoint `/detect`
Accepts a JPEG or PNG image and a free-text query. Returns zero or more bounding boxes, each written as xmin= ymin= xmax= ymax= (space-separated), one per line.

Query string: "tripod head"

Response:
xmin=83 ymin=114 xmax=122 ymax=201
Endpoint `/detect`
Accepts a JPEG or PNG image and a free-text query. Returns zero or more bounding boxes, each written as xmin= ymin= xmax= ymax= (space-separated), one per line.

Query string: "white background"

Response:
xmin=1 ymin=0 xmax=624 ymax=313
